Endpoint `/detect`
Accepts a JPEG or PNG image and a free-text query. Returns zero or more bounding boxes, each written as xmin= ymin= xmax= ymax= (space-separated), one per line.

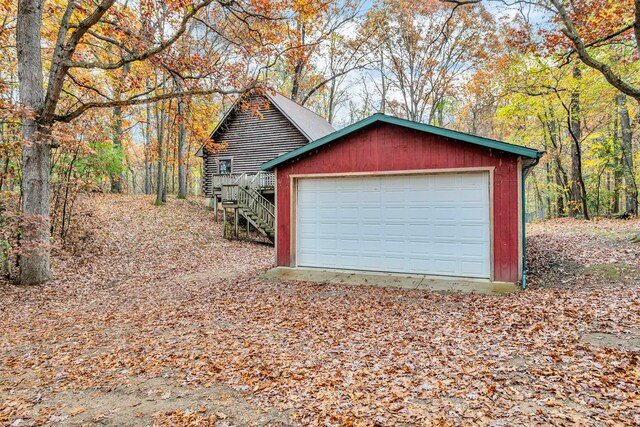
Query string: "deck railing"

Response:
xmin=218 ymin=172 xmax=275 ymax=209
xmin=216 ymin=172 xmax=275 ymax=200
xmin=212 ymin=173 xmax=244 ymax=190
xmin=246 ymin=171 xmax=275 ymax=191
xmin=236 ymin=173 xmax=252 ymax=188
xmin=221 ymin=184 xmax=239 ymax=203
xmin=259 ymin=172 xmax=275 ymax=189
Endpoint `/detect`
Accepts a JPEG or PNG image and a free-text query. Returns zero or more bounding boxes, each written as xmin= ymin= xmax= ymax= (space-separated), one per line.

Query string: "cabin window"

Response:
xmin=218 ymin=158 xmax=232 ymax=174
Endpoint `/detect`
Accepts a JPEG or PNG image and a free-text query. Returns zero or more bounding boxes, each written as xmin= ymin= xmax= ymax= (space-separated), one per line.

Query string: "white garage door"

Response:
xmin=296 ymin=172 xmax=491 ymax=278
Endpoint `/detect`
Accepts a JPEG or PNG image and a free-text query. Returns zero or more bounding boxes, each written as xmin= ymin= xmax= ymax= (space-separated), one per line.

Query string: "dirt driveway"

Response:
xmin=1 ymin=195 xmax=638 ymax=426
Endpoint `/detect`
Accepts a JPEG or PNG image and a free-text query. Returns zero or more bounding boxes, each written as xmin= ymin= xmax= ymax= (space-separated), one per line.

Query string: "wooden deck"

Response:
xmin=210 ymin=172 xmax=276 ymax=241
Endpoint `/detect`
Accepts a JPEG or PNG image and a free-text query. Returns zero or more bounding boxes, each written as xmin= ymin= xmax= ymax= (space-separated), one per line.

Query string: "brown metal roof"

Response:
xmin=266 ymin=92 xmax=335 ymax=141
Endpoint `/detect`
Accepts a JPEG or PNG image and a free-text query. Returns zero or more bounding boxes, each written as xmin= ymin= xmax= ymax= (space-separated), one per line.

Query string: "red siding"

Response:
xmin=275 ymin=122 xmax=521 ymax=283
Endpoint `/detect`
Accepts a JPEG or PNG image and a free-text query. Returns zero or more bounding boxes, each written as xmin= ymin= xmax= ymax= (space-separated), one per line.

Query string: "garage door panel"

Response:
xmin=432 ymin=224 xmax=457 ymax=238
xmin=386 ymin=192 xmax=407 ymax=203
xmin=459 ymin=260 xmax=486 ymax=276
xmin=382 ymin=226 xmax=407 ymax=239
xmin=459 ymin=242 xmax=487 ymax=255
xmin=385 ymin=239 xmax=411 ymax=253
xmin=430 ymin=241 xmax=457 ymax=255
xmin=339 ymin=239 xmax=361 ymax=251
xmin=296 ymin=173 xmax=491 ymax=278
xmin=459 ymin=229 xmax=490 ymax=242
xmin=458 ymin=189 xmax=485 ymax=202
xmin=360 ymin=209 xmax=381 ymax=221
xmin=386 ymin=205 xmax=410 ymax=217
xmin=435 ymin=207 xmax=463 ymax=218
xmin=459 ymin=206 xmax=486 ymax=217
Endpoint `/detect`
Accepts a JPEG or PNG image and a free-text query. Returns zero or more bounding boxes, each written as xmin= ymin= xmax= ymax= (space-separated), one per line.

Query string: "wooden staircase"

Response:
xmin=218 ymin=173 xmax=275 ymax=242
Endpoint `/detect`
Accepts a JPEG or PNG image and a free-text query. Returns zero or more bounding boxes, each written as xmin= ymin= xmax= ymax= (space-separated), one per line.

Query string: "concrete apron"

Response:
xmin=260 ymin=267 xmax=518 ymax=295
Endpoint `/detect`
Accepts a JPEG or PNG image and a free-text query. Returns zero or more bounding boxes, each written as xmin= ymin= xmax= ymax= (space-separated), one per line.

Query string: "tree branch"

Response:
xmin=550 ymin=0 xmax=640 ymax=101
xmin=564 ymin=22 xmax=635 ymax=57
xmin=438 ymin=0 xmax=480 ymax=4
xmin=299 ymin=63 xmax=374 ymax=106
xmin=42 ymin=0 xmax=116 ymax=122
xmin=64 ymin=0 xmax=236 ymax=70
xmin=65 ymin=72 xmax=113 ymax=101
xmin=72 ymin=5 xmax=208 ymax=69
xmin=54 ymin=86 xmax=256 ymax=123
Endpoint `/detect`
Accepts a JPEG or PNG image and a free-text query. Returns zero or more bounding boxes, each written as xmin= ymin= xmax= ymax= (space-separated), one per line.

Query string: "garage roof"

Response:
xmin=261 ymin=113 xmax=543 ymax=171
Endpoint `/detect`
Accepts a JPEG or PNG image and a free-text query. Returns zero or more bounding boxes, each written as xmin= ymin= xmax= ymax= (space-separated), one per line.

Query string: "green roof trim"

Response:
xmin=261 ymin=113 xmax=543 ymax=171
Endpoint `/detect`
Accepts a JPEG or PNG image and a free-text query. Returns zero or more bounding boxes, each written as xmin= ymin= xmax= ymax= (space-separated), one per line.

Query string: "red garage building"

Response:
xmin=261 ymin=114 xmax=542 ymax=288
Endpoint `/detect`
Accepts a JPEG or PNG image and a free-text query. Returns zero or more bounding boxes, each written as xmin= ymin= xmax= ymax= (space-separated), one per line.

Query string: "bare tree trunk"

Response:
xmin=543 ymin=113 xmax=568 ymax=216
xmin=144 ymin=100 xmax=152 ymax=195
xmin=155 ymin=97 xmax=165 ymax=205
xmin=155 ymin=3 xmax=167 ymax=205
xmin=111 ymin=103 xmax=124 ymax=193
xmin=128 ymin=165 xmax=137 ymax=194
xmin=540 ymin=117 xmax=553 ymax=218
xmin=60 ymin=146 xmax=80 ymax=239
xmin=0 ymin=157 xmax=9 ymax=192
xmin=171 ymin=161 xmax=175 ymax=194
xmin=0 ymin=123 xmax=9 ymax=192
xmin=17 ymin=0 xmax=52 ymax=284
xmin=608 ymin=172 xmax=614 ymax=214
xmin=616 ymin=93 xmax=638 ymax=215
xmin=436 ymin=98 xmax=445 ymax=127
xmin=177 ymin=96 xmax=187 ymax=198
xmin=612 ymin=110 xmax=622 ymax=213
xmin=185 ymin=120 xmax=193 ymax=196
xmin=163 ymin=143 xmax=169 ymax=203
xmin=162 ymin=98 xmax=173 ymax=203
xmin=291 ymin=60 xmax=304 ymax=102
xmin=290 ymin=21 xmax=306 ymax=101
xmin=614 ymin=160 xmax=622 ymax=213
xmin=569 ymin=66 xmax=589 ymax=219
xmin=545 ymin=160 xmax=552 ymax=219
xmin=380 ymin=49 xmax=386 ymax=114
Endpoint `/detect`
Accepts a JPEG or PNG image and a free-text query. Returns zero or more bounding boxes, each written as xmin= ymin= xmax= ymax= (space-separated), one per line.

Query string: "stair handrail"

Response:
xmin=237 ymin=186 xmax=275 ymax=229
xmin=233 ymin=172 xmax=247 ymax=185
xmin=249 ymin=172 xmax=261 ymax=191
xmin=239 ymin=186 xmax=274 ymax=218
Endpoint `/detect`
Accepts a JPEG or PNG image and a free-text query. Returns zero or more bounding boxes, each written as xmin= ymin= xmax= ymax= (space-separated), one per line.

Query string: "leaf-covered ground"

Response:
xmin=527 ymin=218 xmax=640 ymax=289
xmin=1 ymin=195 xmax=638 ymax=426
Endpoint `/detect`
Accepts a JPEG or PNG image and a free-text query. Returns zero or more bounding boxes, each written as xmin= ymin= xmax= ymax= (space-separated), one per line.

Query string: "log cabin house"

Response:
xmin=197 ymin=91 xmax=335 ymax=240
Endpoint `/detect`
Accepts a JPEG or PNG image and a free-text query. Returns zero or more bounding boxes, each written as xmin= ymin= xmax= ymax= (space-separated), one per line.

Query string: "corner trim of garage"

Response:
xmin=260 ymin=267 xmax=519 ymax=295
